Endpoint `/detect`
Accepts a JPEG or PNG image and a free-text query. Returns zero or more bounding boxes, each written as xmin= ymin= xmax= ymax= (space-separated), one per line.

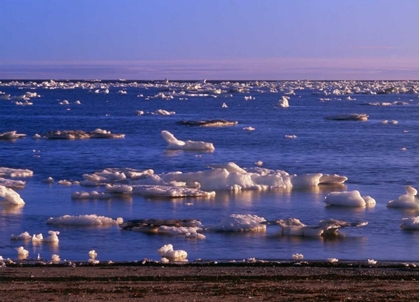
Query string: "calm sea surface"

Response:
xmin=0 ymin=80 xmax=418 ymax=262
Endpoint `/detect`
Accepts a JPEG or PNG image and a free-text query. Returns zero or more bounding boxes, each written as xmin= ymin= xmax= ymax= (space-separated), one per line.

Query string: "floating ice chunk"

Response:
xmin=176 ymin=119 xmax=237 ymax=127
xmin=318 ymin=174 xmax=348 ymax=185
xmin=207 ymin=214 xmax=266 ymax=232
xmin=75 ymin=100 xmax=81 ymax=104
xmin=0 ymin=185 xmax=25 ymax=205
xmin=271 ymin=218 xmax=368 ymax=237
xmin=327 ymin=258 xmax=339 ymax=263
xmin=222 ymin=103 xmax=228 ymax=108
xmin=16 ymin=246 xmax=29 ymax=259
xmin=130 ymin=185 xmax=215 ymax=198
xmin=285 ymin=135 xmax=297 ymax=139
xmin=71 ymin=191 xmax=112 ymax=200
xmin=207 ymin=162 xmax=247 ymax=174
xmin=0 ymin=131 xmax=26 ymax=140
xmin=243 ymin=126 xmax=255 ymax=131
xmin=31 ymin=233 xmax=43 ymax=243
xmin=158 ymin=226 xmax=204 ymax=238
xmin=47 ymin=214 xmax=123 ymax=226
xmin=161 ymin=130 xmax=215 ymax=151
xmin=367 ymin=259 xmax=377 ymax=265
xmin=292 ymin=253 xmax=304 ymax=259
xmin=324 ymin=113 xmax=368 ymax=121
xmin=291 ymin=173 xmax=323 ymax=187
xmin=157 ymin=244 xmax=188 ymax=261
xmin=279 ymin=96 xmax=289 ymax=108
xmin=43 ymin=231 xmax=60 ymax=243
xmin=42 ymin=177 xmax=54 ymax=184
xmin=400 ymin=216 xmax=419 ymax=230
xmin=387 ymin=186 xmax=419 ymax=209
xmin=155 ymin=109 xmax=175 ymax=115
xmin=58 ymin=179 xmax=72 ymax=186
xmin=10 ymin=232 xmax=31 ymax=240
xmin=0 ymin=167 xmax=33 ymax=178
xmin=254 ymin=161 xmax=263 ymax=167
xmin=324 ymin=191 xmax=376 ymax=207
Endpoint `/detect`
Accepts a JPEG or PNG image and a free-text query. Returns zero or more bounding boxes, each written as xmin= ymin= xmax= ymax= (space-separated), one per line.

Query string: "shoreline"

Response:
xmin=0 ymin=261 xmax=417 ymax=301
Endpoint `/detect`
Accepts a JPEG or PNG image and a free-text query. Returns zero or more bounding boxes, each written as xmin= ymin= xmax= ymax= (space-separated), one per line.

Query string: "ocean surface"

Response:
xmin=0 ymin=80 xmax=418 ymax=263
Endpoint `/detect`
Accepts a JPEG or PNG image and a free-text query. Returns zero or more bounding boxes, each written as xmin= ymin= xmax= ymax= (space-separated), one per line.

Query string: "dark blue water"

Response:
xmin=0 ymin=80 xmax=418 ymax=262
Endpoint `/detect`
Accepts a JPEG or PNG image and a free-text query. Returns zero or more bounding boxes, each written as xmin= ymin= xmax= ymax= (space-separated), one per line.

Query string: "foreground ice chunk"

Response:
xmin=387 ymin=186 xmax=419 ymax=209
xmin=207 ymin=214 xmax=266 ymax=232
xmin=400 ymin=216 xmax=419 ymax=230
xmin=0 ymin=185 xmax=25 ymax=205
xmin=16 ymin=246 xmax=29 ymax=259
xmin=157 ymin=244 xmax=188 ymax=261
xmin=324 ymin=191 xmax=376 ymax=207
xmin=161 ymin=130 xmax=215 ymax=151
xmin=47 ymin=214 xmax=123 ymax=226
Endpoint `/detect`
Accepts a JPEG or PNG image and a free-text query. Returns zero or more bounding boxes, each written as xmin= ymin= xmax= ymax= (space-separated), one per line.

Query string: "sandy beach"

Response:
xmin=0 ymin=261 xmax=417 ymax=301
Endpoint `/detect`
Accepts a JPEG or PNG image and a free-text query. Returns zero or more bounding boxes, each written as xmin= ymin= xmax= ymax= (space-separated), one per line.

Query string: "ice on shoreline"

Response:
xmin=157 ymin=244 xmax=188 ymax=262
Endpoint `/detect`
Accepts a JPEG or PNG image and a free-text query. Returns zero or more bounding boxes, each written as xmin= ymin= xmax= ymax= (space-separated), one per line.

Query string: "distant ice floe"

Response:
xmin=130 ymin=185 xmax=216 ymax=198
xmin=400 ymin=216 xmax=419 ymax=230
xmin=387 ymin=186 xmax=419 ymax=209
xmin=0 ymin=185 xmax=25 ymax=205
xmin=10 ymin=232 xmax=32 ymax=241
xmin=266 ymin=218 xmax=368 ymax=237
xmin=71 ymin=191 xmax=112 ymax=200
xmin=324 ymin=113 xmax=368 ymax=121
xmin=161 ymin=130 xmax=215 ymax=151
xmin=136 ymin=109 xmax=175 ymax=116
xmin=207 ymin=214 xmax=266 ymax=232
xmin=158 ymin=244 xmax=188 ymax=262
xmin=33 ymin=129 xmax=125 ymax=140
xmin=0 ymin=131 xmax=26 ymax=140
xmin=47 ymin=214 xmax=123 ymax=226
xmin=324 ymin=191 xmax=376 ymax=207
xmin=176 ymin=119 xmax=238 ymax=127
xmin=121 ymin=219 xmax=203 ymax=238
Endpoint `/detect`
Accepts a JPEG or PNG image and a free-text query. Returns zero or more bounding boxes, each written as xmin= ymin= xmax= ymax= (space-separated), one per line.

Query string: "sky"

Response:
xmin=0 ymin=0 xmax=418 ymax=80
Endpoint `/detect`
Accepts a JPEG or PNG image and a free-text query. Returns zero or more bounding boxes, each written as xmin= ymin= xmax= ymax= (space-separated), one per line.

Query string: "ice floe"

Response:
xmin=324 ymin=113 xmax=368 ymax=121
xmin=47 ymin=214 xmax=123 ymax=226
xmin=206 ymin=214 xmax=266 ymax=232
xmin=35 ymin=129 xmax=125 ymax=139
xmin=0 ymin=167 xmax=33 ymax=178
xmin=279 ymin=96 xmax=290 ymax=108
xmin=400 ymin=216 xmax=419 ymax=230
xmin=176 ymin=119 xmax=238 ymax=127
xmin=0 ymin=131 xmax=26 ymax=140
xmin=0 ymin=185 xmax=25 ymax=205
xmin=266 ymin=218 xmax=368 ymax=237
xmin=10 ymin=232 xmax=32 ymax=241
xmin=387 ymin=186 xmax=419 ymax=209
xmin=324 ymin=191 xmax=376 ymax=207
xmin=161 ymin=130 xmax=215 ymax=151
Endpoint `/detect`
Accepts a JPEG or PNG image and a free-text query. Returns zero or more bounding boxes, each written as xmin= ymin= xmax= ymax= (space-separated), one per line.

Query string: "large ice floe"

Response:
xmin=265 ymin=218 xmax=368 ymax=237
xmin=387 ymin=186 xmax=419 ymax=209
xmin=161 ymin=130 xmax=215 ymax=151
xmin=324 ymin=191 xmax=376 ymax=207
xmin=400 ymin=216 xmax=419 ymax=230
xmin=0 ymin=167 xmax=33 ymax=178
xmin=47 ymin=214 xmax=123 ymax=226
xmin=176 ymin=119 xmax=238 ymax=127
xmin=77 ymin=163 xmax=348 ymax=199
xmin=0 ymin=185 xmax=25 ymax=205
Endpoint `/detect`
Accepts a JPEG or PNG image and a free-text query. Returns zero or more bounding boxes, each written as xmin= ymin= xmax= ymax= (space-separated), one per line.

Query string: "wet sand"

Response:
xmin=0 ymin=261 xmax=418 ymax=301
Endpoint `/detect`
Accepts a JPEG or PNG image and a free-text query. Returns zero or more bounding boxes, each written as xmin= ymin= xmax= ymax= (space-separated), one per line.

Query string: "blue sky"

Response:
xmin=0 ymin=0 xmax=418 ymax=80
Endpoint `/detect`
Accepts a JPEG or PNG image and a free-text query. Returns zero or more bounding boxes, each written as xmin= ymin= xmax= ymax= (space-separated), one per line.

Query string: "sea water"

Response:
xmin=0 ymin=80 xmax=418 ymax=262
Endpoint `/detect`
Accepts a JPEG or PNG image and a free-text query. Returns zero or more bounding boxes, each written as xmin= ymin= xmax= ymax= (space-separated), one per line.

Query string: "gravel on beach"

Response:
xmin=0 ymin=261 xmax=418 ymax=301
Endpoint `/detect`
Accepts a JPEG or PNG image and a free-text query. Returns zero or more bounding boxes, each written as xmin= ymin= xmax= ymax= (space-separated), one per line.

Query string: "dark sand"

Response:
xmin=0 ymin=261 xmax=418 ymax=301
